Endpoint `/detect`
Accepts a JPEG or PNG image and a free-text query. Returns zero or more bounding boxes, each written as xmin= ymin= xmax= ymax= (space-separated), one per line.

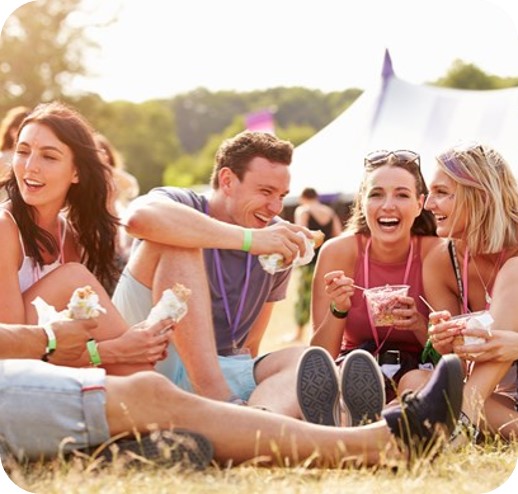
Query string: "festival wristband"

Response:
xmin=86 ymin=338 xmax=102 ymax=367
xmin=330 ymin=302 xmax=348 ymax=319
xmin=41 ymin=323 xmax=57 ymax=362
xmin=242 ymin=229 xmax=253 ymax=252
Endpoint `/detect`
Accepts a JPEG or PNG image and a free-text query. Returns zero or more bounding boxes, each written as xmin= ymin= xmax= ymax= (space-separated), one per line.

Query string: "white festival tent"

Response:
xmin=289 ymin=49 xmax=518 ymax=201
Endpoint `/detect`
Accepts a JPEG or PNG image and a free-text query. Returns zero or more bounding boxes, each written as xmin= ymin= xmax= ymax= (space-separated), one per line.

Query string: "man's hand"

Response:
xmin=50 ymin=318 xmax=97 ymax=362
xmin=249 ymin=222 xmax=312 ymax=265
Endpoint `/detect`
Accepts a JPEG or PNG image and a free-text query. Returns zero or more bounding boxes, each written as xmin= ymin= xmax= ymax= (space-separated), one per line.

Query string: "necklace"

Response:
xmin=470 ymin=254 xmax=499 ymax=306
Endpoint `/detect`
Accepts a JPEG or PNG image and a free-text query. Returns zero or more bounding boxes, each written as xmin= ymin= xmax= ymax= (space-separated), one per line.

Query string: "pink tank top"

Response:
xmin=340 ymin=234 xmax=428 ymax=354
xmin=4 ymin=210 xmax=67 ymax=293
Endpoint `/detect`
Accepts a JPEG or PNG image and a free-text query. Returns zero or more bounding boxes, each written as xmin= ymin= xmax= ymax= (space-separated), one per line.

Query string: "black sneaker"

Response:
xmin=339 ymin=349 xmax=386 ymax=426
xmin=382 ymin=354 xmax=464 ymax=458
xmin=296 ymin=347 xmax=340 ymax=426
xmin=92 ymin=428 xmax=213 ymax=470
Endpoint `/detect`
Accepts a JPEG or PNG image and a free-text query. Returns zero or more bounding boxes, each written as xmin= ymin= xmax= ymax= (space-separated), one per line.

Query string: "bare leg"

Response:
xmin=483 ymin=394 xmax=518 ymax=440
xmin=22 ymin=263 xmax=152 ymax=375
xmin=250 ymin=346 xmax=307 ymax=417
xmin=104 ymin=372 xmax=392 ymax=466
xmin=127 ymin=241 xmax=232 ymax=401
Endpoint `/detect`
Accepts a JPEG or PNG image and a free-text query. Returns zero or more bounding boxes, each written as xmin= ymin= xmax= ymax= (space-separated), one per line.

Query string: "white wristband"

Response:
xmin=41 ymin=323 xmax=57 ymax=361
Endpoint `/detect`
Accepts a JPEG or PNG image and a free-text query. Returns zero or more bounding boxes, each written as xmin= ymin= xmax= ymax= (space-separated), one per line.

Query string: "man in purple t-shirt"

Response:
xmin=113 ymin=131 xmax=318 ymax=417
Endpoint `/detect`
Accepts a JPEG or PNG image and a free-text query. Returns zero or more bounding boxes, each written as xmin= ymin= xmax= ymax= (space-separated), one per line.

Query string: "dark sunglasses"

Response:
xmin=364 ymin=149 xmax=420 ymax=168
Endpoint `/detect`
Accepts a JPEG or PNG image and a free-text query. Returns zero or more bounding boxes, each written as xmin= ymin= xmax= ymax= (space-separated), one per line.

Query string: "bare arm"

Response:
xmin=310 ymin=237 xmax=356 ymax=358
xmin=0 ymin=210 xmax=27 ymax=323
xmin=123 ymin=194 xmax=312 ymax=263
xmin=0 ymin=319 xmax=95 ymax=361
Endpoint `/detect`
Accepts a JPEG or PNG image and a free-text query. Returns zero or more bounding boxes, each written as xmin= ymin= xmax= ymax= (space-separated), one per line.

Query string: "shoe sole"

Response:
xmin=340 ymin=349 xmax=386 ymax=426
xmin=95 ymin=428 xmax=213 ymax=470
xmin=296 ymin=347 xmax=340 ymax=426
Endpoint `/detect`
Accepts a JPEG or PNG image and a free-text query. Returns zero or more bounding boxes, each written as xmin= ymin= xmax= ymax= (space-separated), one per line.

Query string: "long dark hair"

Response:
xmin=0 ymin=101 xmax=120 ymax=290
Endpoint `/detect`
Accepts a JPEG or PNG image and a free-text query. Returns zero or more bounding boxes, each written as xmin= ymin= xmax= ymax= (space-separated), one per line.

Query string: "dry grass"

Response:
xmin=3 ymin=271 xmax=518 ymax=493
xmin=5 ymin=441 xmax=518 ymax=494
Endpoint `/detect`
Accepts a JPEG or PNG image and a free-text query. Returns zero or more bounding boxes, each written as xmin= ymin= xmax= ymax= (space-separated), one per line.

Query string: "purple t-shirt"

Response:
xmin=152 ymin=187 xmax=291 ymax=355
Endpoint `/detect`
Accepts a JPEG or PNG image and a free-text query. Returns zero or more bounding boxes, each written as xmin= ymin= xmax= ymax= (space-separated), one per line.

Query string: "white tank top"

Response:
xmin=4 ymin=210 xmax=67 ymax=293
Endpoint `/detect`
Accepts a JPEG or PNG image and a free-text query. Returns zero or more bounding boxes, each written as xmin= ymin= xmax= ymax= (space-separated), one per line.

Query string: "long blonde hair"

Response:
xmin=437 ymin=143 xmax=518 ymax=254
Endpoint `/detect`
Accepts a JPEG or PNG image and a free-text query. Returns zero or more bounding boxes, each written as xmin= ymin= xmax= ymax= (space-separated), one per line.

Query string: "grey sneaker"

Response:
xmin=296 ymin=347 xmax=340 ymax=426
xmin=339 ymin=349 xmax=386 ymax=426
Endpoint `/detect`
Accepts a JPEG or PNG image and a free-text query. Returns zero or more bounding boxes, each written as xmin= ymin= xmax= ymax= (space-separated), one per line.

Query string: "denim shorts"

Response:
xmin=0 ymin=360 xmax=109 ymax=460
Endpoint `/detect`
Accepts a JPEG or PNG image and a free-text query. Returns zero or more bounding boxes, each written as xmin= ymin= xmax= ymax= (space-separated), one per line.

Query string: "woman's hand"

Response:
xmin=323 ymin=270 xmax=356 ymax=313
xmin=392 ymin=295 xmax=428 ymax=334
xmin=454 ymin=328 xmax=518 ymax=362
xmin=427 ymin=310 xmax=460 ymax=355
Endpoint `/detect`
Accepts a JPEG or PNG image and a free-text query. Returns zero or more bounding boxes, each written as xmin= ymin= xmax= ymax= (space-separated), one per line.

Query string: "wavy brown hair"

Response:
xmin=0 ymin=101 xmax=120 ymax=290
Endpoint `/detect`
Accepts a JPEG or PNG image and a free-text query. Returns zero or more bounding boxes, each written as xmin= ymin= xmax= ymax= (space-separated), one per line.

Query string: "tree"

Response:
xmin=0 ymin=0 xmax=100 ymax=112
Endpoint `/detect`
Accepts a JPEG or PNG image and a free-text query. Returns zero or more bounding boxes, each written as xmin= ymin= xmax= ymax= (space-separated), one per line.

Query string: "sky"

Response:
xmin=2 ymin=0 xmax=518 ymax=103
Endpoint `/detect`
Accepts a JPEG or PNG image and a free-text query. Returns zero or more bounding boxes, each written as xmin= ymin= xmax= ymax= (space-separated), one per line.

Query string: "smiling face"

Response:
xmin=12 ymin=122 xmax=79 ymax=210
xmin=361 ymin=165 xmax=424 ymax=242
xmin=217 ymin=156 xmax=290 ymax=227
xmin=425 ymin=167 xmax=465 ymax=239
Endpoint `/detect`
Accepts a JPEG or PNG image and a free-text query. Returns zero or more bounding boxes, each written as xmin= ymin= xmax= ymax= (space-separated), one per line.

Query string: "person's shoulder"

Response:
xmin=422 ymin=237 xmax=450 ymax=266
xmin=320 ymin=231 xmax=355 ymax=254
xmin=420 ymin=236 xmax=447 ymax=257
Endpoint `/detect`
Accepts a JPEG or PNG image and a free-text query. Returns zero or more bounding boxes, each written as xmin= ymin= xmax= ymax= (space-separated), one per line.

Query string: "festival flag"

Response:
xmin=245 ymin=109 xmax=275 ymax=134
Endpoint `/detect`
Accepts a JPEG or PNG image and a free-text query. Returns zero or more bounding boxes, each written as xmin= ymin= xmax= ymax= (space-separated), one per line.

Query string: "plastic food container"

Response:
xmin=364 ymin=284 xmax=410 ymax=327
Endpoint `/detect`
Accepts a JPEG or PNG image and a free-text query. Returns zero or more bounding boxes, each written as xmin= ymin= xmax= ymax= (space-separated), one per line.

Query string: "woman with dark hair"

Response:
xmin=301 ymin=150 xmax=443 ymax=425
xmin=0 ymin=101 xmax=165 ymax=375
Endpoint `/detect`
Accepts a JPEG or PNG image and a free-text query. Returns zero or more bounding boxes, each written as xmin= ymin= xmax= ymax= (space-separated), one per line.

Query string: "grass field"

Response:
xmin=3 ymin=270 xmax=518 ymax=493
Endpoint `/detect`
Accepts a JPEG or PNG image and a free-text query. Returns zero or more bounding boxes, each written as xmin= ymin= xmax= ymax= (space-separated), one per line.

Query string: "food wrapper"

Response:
xmin=452 ymin=311 xmax=494 ymax=347
xmin=146 ymin=283 xmax=191 ymax=324
xmin=32 ymin=285 xmax=106 ymax=325
xmin=259 ymin=230 xmax=324 ymax=275
xmin=364 ymin=284 xmax=409 ymax=327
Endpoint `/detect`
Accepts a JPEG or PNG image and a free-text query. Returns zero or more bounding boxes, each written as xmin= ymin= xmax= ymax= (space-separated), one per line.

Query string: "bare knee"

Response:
xmin=398 ymin=369 xmax=432 ymax=395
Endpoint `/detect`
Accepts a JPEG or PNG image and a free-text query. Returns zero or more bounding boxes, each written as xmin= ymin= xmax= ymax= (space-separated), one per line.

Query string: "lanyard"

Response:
xmin=363 ymin=237 xmax=414 ymax=353
xmin=203 ymin=200 xmax=252 ymax=351
xmin=213 ymin=249 xmax=252 ymax=350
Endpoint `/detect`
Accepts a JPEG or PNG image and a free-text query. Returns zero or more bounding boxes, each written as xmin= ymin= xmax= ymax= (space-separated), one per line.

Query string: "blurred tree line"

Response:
xmin=2 ymin=0 xmax=518 ymax=193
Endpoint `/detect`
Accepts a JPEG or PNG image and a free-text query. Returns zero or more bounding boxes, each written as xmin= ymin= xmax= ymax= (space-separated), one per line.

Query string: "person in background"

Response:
xmin=402 ymin=142 xmax=518 ymax=442
xmin=303 ymin=150 xmax=442 ymax=426
xmin=0 ymin=106 xmax=31 ymax=201
xmin=95 ymin=132 xmax=140 ymax=269
xmin=291 ymin=187 xmax=342 ymax=342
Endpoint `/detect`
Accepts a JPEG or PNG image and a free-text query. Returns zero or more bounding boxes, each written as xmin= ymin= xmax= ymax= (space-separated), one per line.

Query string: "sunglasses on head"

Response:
xmin=364 ymin=150 xmax=420 ymax=168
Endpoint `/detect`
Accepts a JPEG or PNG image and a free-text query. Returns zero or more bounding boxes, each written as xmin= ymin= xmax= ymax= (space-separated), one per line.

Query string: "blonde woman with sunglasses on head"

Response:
xmin=403 ymin=143 xmax=518 ymax=442
xmin=299 ymin=150 xmax=443 ymax=426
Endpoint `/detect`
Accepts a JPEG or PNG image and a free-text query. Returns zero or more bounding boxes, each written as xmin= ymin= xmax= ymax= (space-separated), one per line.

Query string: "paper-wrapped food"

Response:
xmin=32 ymin=285 xmax=106 ymax=325
xmin=146 ymin=283 xmax=192 ymax=324
xmin=259 ymin=229 xmax=325 ymax=275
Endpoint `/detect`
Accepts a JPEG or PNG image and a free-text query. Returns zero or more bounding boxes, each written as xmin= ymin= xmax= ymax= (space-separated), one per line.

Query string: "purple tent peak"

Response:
xmin=381 ymin=48 xmax=395 ymax=80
